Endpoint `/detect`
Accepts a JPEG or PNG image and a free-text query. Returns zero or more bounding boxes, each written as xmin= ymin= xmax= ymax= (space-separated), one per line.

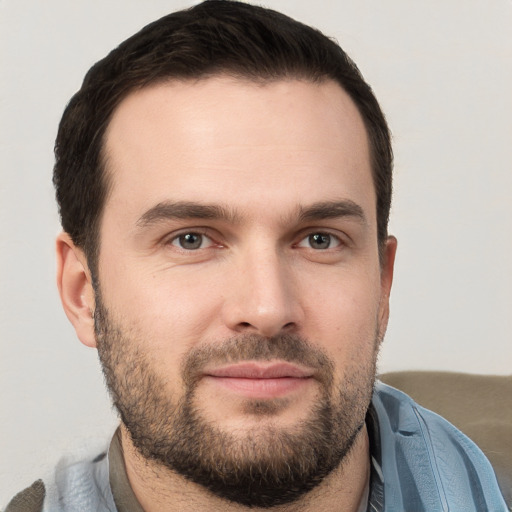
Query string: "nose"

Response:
xmin=221 ymin=247 xmax=303 ymax=338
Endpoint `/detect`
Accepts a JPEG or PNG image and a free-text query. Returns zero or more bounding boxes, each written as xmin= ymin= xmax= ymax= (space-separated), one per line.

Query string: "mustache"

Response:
xmin=181 ymin=333 xmax=335 ymax=388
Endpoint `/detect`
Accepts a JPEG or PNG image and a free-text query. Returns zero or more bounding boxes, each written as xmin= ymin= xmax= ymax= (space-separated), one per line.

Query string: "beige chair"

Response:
xmin=380 ymin=371 xmax=512 ymax=509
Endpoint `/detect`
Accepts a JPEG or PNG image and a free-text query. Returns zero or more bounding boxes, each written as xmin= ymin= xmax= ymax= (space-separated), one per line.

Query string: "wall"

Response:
xmin=1 ymin=0 xmax=511 ymax=504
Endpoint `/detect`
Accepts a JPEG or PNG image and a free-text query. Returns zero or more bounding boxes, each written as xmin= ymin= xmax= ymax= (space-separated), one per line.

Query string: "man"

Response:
xmin=5 ymin=1 xmax=507 ymax=511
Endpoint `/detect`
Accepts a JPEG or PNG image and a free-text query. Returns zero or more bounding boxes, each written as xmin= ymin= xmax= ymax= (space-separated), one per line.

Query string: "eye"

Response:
xmin=170 ymin=232 xmax=212 ymax=250
xmin=297 ymin=232 xmax=341 ymax=250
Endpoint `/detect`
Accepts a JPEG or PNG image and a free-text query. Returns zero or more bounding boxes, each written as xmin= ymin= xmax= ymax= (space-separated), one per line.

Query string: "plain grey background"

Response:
xmin=1 ymin=0 xmax=511 ymax=504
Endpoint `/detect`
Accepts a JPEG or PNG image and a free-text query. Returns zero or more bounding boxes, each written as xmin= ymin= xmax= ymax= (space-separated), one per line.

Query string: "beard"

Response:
xmin=95 ymin=293 xmax=378 ymax=508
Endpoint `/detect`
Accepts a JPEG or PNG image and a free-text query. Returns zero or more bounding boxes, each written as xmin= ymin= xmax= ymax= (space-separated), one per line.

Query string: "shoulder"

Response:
xmin=3 ymin=452 xmax=116 ymax=512
xmin=4 ymin=480 xmax=46 ymax=512
xmin=371 ymin=381 xmax=508 ymax=511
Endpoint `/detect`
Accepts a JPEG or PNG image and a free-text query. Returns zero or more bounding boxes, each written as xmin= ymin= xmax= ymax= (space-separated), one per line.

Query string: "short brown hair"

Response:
xmin=53 ymin=0 xmax=392 ymax=276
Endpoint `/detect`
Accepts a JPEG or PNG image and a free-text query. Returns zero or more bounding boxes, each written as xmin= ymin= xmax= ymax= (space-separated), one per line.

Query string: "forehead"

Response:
xmin=102 ymin=77 xmax=374 ymax=227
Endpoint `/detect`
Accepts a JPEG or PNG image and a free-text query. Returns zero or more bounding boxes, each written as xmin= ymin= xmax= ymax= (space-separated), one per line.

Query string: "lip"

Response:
xmin=205 ymin=362 xmax=315 ymax=379
xmin=203 ymin=362 xmax=315 ymax=399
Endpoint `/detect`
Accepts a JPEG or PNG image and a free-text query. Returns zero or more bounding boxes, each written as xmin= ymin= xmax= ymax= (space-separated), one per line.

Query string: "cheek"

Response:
xmin=301 ymin=267 xmax=381 ymax=354
xmin=99 ymin=258 xmax=225 ymax=354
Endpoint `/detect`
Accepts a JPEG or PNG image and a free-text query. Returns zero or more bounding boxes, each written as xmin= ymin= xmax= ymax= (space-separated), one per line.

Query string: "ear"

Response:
xmin=377 ymin=236 xmax=397 ymax=342
xmin=56 ymin=232 xmax=97 ymax=348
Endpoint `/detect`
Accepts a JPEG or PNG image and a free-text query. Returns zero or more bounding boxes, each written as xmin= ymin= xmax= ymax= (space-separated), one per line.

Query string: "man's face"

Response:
xmin=93 ymin=77 xmax=395 ymax=506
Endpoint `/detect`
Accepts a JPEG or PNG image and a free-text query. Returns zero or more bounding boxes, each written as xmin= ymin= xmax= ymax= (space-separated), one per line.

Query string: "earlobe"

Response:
xmin=377 ymin=236 xmax=397 ymax=341
xmin=56 ymin=232 xmax=97 ymax=348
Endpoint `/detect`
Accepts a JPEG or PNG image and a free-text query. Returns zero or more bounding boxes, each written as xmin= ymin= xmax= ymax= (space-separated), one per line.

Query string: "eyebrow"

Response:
xmin=298 ymin=200 xmax=366 ymax=224
xmin=136 ymin=199 xmax=366 ymax=229
xmin=136 ymin=201 xmax=240 ymax=227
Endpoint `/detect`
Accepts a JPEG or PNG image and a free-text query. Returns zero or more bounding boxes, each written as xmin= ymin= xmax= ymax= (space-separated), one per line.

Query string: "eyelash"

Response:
xmin=166 ymin=230 xmax=217 ymax=251
xmin=165 ymin=229 xmax=345 ymax=252
xmin=295 ymin=232 xmax=343 ymax=250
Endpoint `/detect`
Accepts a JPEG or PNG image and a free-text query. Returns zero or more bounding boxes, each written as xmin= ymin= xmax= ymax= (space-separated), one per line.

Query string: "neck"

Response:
xmin=120 ymin=423 xmax=371 ymax=512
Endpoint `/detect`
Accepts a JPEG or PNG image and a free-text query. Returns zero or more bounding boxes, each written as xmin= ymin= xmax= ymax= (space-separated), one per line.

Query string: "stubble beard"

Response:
xmin=94 ymin=294 xmax=378 ymax=508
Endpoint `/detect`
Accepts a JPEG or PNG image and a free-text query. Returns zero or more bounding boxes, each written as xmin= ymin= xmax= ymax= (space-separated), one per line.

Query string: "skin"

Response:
xmin=57 ymin=77 xmax=397 ymax=511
